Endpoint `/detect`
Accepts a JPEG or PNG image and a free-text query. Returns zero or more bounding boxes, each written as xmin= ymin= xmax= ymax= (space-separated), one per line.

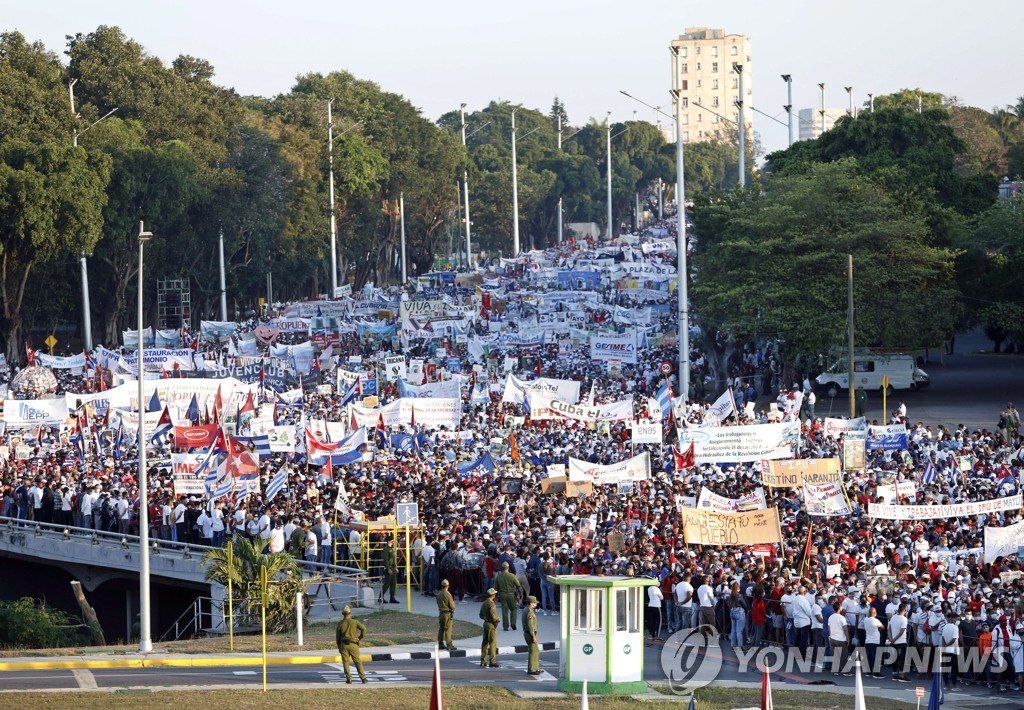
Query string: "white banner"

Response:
xmin=383 ymin=355 xmax=406 ymax=381
xmin=677 ymin=422 xmax=800 ymax=463
xmin=2 ymin=398 xmax=69 ymax=427
xmin=590 ymin=332 xmax=638 ymax=364
xmin=399 ymin=378 xmax=461 ymax=399
xmin=631 ymin=421 xmax=662 ymax=445
xmin=266 ymin=425 xmax=297 ymax=453
xmin=568 ymin=453 xmax=650 ymax=484
xmin=351 ymin=398 xmax=460 ymax=430
xmin=803 ymin=481 xmax=852 ymax=517
xmin=984 ymin=520 xmax=1024 ymax=563
xmin=170 ymin=453 xmax=205 ymax=495
xmin=876 ymin=481 xmax=917 ymax=504
xmin=530 ymin=392 xmax=634 ymax=422
xmin=696 ymin=487 xmax=767 ymax=513
xmin=823 ymin=417 xmax=866 ymax=439
xmin=869 ymin=494 xmax=1022 ymax=521
xmin=500 ymin=375 xmax=582 ymax=405
xmin=35 ymin=352 xmax=86 ymax=369
xmin=705 ymin=389 xmax=736 ymax=425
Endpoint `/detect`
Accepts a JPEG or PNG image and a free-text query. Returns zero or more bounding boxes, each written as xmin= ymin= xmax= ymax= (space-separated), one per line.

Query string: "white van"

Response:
xmin=815 ymin=353 xmax=929 ymax=397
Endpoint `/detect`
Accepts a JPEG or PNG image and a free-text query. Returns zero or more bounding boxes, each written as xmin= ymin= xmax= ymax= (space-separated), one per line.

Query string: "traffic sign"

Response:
xmin=660 ymin=361 xmax=672 ymax=375
xmin=881 ymin=375 xmax=890 ymax=390
xmin=44 ymin=334 xmax=57 ymax=354
xmin=915 ymin=687 xmax=924 ymax=698
xmin=395 ymin=502 xmax=420 ymax=526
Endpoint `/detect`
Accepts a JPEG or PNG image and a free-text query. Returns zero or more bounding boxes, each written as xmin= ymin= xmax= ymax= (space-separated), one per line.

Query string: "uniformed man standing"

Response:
xmin=436 ymin=578 xmax=457 ymax=651
xmin=479 ymin=587 xmax=500 ymax=668
xmin=494 ymin=561 xmax=523 ymax=630
xmin=523 ymin=595 xmax=541 ymax=675
xmin=381 ymin=537 xmax=399 ymax=604
xmin=335 ymin=605 xmax=368 ymax=684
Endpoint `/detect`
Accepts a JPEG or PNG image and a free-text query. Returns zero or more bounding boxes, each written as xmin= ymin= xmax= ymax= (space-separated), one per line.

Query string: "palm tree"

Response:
xmin=202 ymin=533 xmax=308 ymax=632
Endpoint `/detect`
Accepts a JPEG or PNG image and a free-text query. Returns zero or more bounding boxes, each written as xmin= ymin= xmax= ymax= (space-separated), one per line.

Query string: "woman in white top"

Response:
xmin=646 ymin=581 xmax=664 ymax=640
xmin=863 ymin=607 xmax=885 ymax=678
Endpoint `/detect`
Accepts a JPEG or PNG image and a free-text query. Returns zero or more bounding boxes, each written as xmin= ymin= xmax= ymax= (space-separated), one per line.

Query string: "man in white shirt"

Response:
xmin=258 ymin=509 xmax=273 ymax=551
xmin=940 ymin=612 xmax=961 ymax=689
xmin=828 ymin=604 xmax=851 ymax=676
xmin=696 ymin=576 xmax=716 ymax=629
xmin=172 ymin=497 xmax=187 ymax=543
xmin=674 ymin=572 xmax=694 ymax=630
xmin=211 ymin=501 xmax=226 ymax=547
xmin=196 ymin=508 xmax=213 ymax=546
xmin=302 ymin=522 xmax=318 ymax=572
xmin=780 ymin=585 xmax=798 ymax=646
xmin=888 ymin=604 xmax=910 ymax=682
xmin=421 ymin=540 xmax=436 ymax=596
xmin=117 ymin=491 xmax=130 ymax=535
xmin=268 ymin=520 xmax=286 ymax=554
xmin=791 ymin=585 xmax=814 ymax=652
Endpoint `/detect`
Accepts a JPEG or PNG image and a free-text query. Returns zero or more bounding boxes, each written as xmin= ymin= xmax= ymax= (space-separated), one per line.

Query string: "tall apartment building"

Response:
xmin=797 ymin=107 xmax=849 ymax=141
xmin=670 ymin=27 xmax=752 ymax=144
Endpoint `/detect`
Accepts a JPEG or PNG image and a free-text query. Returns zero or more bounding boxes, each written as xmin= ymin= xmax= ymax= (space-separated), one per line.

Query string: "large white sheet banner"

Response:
xmin=568 ymin=452 xmax=650 ymax=484
xmin=823 ymin=417 xmax=867 ymax=439
xmin=2 ymin=398 xmax=69 ymax=427
xmin=399 ymin=378 xmax=461 ymax=399
xmin=500 ymin=375 xmax=582 ymax=405
xmin=697 ymin=487 xmax=767 ymax=513
xmin=351 ymin=398 xmax=460 ymax=430
xmin=677 ymin=422 xmax=800 ymax=463
xmin=170 ymin=453 xmax=205 ymax=495
xmin=529 ymin=392 xmax=634 ymax=422
xmin=803 ymin=481 xmax=852 ymax=517
xmin=984 ymin=520 xmax=1024 ymax=563
xmin=110 ymin=378 xmax=257 ymax=412
xmin=590 ymin=332 xmax=638 ymax=364
xmin=869 ymin=494 xmax=1022 ymax=520
xmin=35 ymin=352 xmax=86 ymax=370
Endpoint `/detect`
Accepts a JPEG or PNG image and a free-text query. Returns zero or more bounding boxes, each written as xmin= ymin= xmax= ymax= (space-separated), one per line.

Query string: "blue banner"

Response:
xmin=867 ymin=425 xmax=909 ymax=451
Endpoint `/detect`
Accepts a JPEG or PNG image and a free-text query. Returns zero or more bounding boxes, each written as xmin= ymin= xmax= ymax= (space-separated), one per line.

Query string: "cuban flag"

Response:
xmin=264 ymin=467 xmax=288 ymax=503
xmin=69 ymin=426 xmax=85 ymax=459
xmin=186 ymin=394 xmax=200 ymax=426
xmin=521 ymin=391 xmax=531 ymax=419
xmin=922 ymin=460 xmax=937 ymax=485
xmin=339 ymin=377 xmax=361 ymax=408
xmin=114 ymin=420 xmax=125 ymax=459
xmin=227 ymin=438 xmax=260 ymax=481
xmin=149 ymin=406 xmax=174 ymax=448
xmin=317 ymin=457 xmax=334 ymax=485
xmin=83 ymin=350 xmax=96 ymax=371
xmin=655 ymin=381 xmax=673 ymax=421
xmin=998 ymin=464 xmax=1016 ymax=489
xmin=375 ymin=413 xmax=387 ymax=448
xmin=233 ymin=434 xmax=271 ymax=459
xmin=195 ymin=428 xmax=229 ymax=483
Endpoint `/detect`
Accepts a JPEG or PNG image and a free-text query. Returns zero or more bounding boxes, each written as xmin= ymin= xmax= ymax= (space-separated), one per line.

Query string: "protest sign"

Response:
xmin=679 ymin=507 xmax=783 ymax=546
xmin=760 ymin=458 xmax=841 ymax=488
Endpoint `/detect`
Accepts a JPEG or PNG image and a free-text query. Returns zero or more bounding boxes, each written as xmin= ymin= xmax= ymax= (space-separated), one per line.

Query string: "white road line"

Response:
xmin=232 ymin=671 xmax=257 ymax=676
xmin=71 ymin=669 xmax=98 ymax=689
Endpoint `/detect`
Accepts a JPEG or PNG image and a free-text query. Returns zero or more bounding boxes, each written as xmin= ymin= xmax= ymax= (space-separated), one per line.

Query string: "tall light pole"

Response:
xmin=605 ymin=112 xmax=613 ymax=241
xmin=399 ymin=192 xmax=407 ymax=283
xmin=327 ymin=99 xmax=338 ymax=296
xmin=868 ymin=93 xmax=874 ymax=113
xmin=671 ymin=47 xmax=690 ymax=402
xmin=69 ymin=78 xmax=117 ymax=352
xmin=845 ymin=86 xmax=854 ymax=117
xmin=218 ymin=227 xmax=227 ymax=321
xmin=733 ymin=64 xmax=746 ymax=188
xmin=818 ymin=83 xmax=826 ymax=137
xmin=510 ymin=109 xmax=520 ymax=257
xmin=136 ymin=220 xmax=154 ymax=653
xmin=459 ymin=104 xmax=472 ymax=267
xmin=556 ymin=115 xmax=564 ymax=246
xmin=781 ymin=74 xmax=794 ymax=147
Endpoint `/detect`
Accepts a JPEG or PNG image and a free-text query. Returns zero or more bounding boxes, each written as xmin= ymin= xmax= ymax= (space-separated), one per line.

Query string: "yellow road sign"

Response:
xmin=44 ymin=335 xmax=57 ymax=353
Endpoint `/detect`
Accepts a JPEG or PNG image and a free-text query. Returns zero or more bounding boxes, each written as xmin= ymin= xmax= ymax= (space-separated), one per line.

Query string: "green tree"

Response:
xmin=0 ymin=597 xmax=86 ymax=649
xmin=692 ymin=159 xmax=959 ymax=373
xmin=202 ymin=534 xmax=307 ymax=633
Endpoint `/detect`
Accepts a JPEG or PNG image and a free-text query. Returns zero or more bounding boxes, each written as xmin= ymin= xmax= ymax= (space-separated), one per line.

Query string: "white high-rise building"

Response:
xmin=670 ymin=27 xmax=752 ymax=145
xmin=798 ymin=107 xmax=849 ymax=141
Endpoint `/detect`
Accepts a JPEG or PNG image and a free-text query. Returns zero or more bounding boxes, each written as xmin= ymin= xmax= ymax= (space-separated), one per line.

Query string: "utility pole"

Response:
xmin=818 ymin=83 xmax=826 ymax=137
xmin=327 ymin=99 xmax=338 ymax=295
xmin=218 ymin=227 xmax=227 ymax=321
xmin=734 ymin=64 xmax=746 ymax=188
xmin=848 ymin=254 xmax=855 ymax=418
xmin=606 ymin=112 xmax=613 ymax=240
xmin=511 ymin=110 xmax=520 ymax=257
xmin=671 ymin=46 xmax=690 ymax=402
xmin=781 ymin=74 xmax=794 ymax=147
xmin=459 ymin=104 xmax=472 ymax=267
xmin=845 ymin=86 xmax=854 ymax=117
xmin=399 ymin=192 xmax=407 ymax=284
xmin=556 ymin=115 xmax=564 ymax=245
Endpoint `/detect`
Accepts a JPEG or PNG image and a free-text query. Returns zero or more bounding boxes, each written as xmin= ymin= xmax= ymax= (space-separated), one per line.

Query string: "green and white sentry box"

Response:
xmin=549 ymin=574 xmax=656 ymax=694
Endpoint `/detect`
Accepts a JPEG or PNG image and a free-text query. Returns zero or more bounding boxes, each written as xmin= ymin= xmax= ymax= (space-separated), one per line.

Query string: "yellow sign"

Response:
xmin=881 ymin=375 xmax=890 ymax=390
xmin=762 ymin=458 xmax=841 ymax=488
xmin=44 ymin=335 xmax=57 ymax=353
xmin=679 ymin=507 xmax=783 ymax=546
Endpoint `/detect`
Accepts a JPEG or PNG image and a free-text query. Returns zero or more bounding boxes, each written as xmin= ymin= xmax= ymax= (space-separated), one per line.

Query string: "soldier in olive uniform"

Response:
xmin=479 ymin=587 xmax=500 ymax=667
xmin=335 ymin=605 xmax=368 ymax=684
xmin=523 ymin=595 xmax=541 ymax=674
xmin=436 ymin=578 xmax=457 ymax=650
xmin=381 ymin=537 xmax=399 ymax=603
xmin=494 ymin=561 xmax=523 ymax=630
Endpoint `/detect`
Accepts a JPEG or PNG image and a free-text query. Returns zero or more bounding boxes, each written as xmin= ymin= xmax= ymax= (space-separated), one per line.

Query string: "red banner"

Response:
xmin=174 ymin=425 xmax=218 ymax=449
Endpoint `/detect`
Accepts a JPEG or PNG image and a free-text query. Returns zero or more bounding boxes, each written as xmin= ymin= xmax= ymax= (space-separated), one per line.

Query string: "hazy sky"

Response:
xmin=10 ymin=1 xmax=1024 ymax=156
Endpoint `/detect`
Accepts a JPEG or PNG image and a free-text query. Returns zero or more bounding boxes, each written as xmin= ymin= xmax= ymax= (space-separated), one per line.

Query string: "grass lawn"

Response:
xmin=0 ymin=610 xmax=480 ymax=656
xmin=0 ymin=686 xmax=918 ymax=710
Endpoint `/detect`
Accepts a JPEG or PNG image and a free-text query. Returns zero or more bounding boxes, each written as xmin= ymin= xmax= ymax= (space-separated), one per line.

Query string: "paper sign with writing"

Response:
xmin=679 ymin=507 xmax=783 ymax=546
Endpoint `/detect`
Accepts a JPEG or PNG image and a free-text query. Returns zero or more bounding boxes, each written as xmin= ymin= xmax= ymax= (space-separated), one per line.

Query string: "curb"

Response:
xmin=0 ymin=642 xmax=560 ymax=671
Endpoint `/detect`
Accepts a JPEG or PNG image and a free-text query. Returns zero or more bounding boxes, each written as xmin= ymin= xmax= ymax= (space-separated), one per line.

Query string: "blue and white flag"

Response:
xmin=264 ymin=467 xmax=287 ymax=502
xmin=922 ymin=460 xmax=936 ymax=485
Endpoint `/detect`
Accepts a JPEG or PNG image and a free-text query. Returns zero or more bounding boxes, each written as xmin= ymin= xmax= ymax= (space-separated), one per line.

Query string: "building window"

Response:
xmin=615 ymin=589 xmax=640 ymax=633
xmin=712 ymin=115 xmax=719 ymax=123
xmin=696 ymin=80 xmax=701 ymax=88
xmin=712 ymin=97 xmax=719 ymax=107
xmin=682 ymin=130 xmax=689 ymax=141
xmin=683 ymin=114 xmax=689 ymax=124
xmin=681 ymin=97 xmax=688 ymax=107
xmin=697 ymin=113 xmax=702 ymax=122
xmin=732 ymin=78 xmax=738 ymax=89
xmin=712 ymin=80 xmax=719 ymax=90
xmin=681 ymin=63 xmax=688 ymax=74
xmin=711 ymin=46 xmax=718 ymax=57
xmin=573 ymin=589 xmax=603 ymax=632
xmin=680 ymin=47 xmax=688 ymax=57
xmin=681 ymin=80 xmax=688 ymax=90
xmin=712 ymin=62 xmax=718 ymax=73
xmin=731 ymin=46 xmax=738 ymax=56
xmin=695 ymin=46 xmax=700 ymax=55
xmin=696 ymin=62 xmax=700 ymax=71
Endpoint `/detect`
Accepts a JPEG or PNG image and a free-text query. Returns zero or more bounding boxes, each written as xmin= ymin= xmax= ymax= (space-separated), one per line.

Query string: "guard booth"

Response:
xmin=549 ymin=575 xmax=655 ymax=695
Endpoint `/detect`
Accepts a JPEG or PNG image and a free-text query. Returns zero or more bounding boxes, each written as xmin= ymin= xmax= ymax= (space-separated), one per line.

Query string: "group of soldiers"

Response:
xmin=471 ymin=560 xmax=542 ymax=673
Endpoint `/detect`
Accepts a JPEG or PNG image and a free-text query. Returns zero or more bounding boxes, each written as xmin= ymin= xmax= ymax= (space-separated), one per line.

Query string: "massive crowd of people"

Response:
xmin=1 ymin=216 xmax=1023 ymax=691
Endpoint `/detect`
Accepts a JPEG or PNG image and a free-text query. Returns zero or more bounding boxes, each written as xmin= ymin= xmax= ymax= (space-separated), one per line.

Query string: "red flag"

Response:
xmin=226 ymin=437 xmax=259 ymax=479
xmin=410 ymin=405 xmax=416 ymax=428
xmin=800 ymin=518 xmax=815 ymax=576
xmin=214 ymin=384 xmax=223 ymax=417
xmin=25 ymin=343 xmax=36 ymax=366
xmin=761 ymin=665 xmax=774 ymax=710
xmin=321 ymin=456 xmax=334 ymax=483
xmin=674 ymin=442 xmax=695 ymax=470
xmin=240 ymin=391 xmax=256 ymax=416
xmin=430 ymin=649 xmax=445 ymax=710
xmin=509 ymin=431 xmax=520 ymax=463
xmin=349 ymin=406 xmax=357 ymax=431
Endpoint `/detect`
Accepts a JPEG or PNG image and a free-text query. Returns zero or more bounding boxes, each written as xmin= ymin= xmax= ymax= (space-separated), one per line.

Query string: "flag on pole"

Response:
xmin=927 ymin=664 xmax=944 ymax=710
xmin=673 ymin=442 xmax=695 ymax=471
xmin=922 ymin=459 xmax=937 ymax=485
xmin=760 ymin=665 xmax=774 ymax=710
xmin=509 ymin=431 xmax=520 ymax=463
xmin=375 ymin=414 xmax=387 ymax=448
xmin=339 ymin=377 xmax=361 ymax=407
xmin=706 ymin=388 xmax=736 ymax=425
xmin=429 ymin=645 xmax=445 ymax=710
xmin=655 ymin=380 xmax=672 ymax=421
xmin=150 ymin=406 xmax=174 ymax=448
xmin=186 ymin=394 xmax=200 ymax=426
xmin=318 ymin=456 xmax=334 ymax=485
xmin=147 ymin=389 xmax=161 ymax=413
xmin=264 ymin=467 xmax=287 ymax=503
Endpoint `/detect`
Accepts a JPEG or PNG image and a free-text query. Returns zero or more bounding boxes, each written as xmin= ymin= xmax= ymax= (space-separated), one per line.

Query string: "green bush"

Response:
xmin=0 ymin=597 xmax=85 ymax=649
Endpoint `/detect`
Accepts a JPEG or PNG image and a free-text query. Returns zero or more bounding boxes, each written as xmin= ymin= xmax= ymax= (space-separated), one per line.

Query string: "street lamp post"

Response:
xmin=69 ymin=78 xmax=117 ymax=353
xmin=136 ymin=220 xmax=154 ymax=653
xmin=460 ymin=104 xmax=472 ymax=267
xmin=327 ymin=99 xmax=338 ymax=296
xmin=399 ymin=192 xmax=407 ymax=283
xmin=733 ymin=64 xmax=746 ymax=189
xmin=671 ymin=48 xmax=690 ymax=403
xmin=845 ymin=86 xmax=854 ymax=117
xmin=605 ymin=112 xmax=613 ymax=241
xmin=818 ymin=83 xmax=826 ymax=136
xmin=868 ymin=93 xmax=874 ymax=113
xmin=511 ymin=110 xmax=520 ymax=258
xmin=781 ymin=74 xmax=794 ymax=147
xmin=556 ymin=115 xmax=564 ymax=246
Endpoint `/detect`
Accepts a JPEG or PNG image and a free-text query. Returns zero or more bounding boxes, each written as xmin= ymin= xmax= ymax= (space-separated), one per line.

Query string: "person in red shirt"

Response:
xmin=750 ymin=587 xmax=768 ymax=647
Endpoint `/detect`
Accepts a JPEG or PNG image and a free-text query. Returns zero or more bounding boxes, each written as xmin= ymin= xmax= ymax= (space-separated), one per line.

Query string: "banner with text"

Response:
xmin=567 ymin=452 xmax=650 ymax=484
xmin=984 ymin=520 xmax=1024 ymax=563
xmin=680 ymin=507 xmax=783 ymax=546
xmin=869 ymin=494 xmax=1022 ymax=520
xmin=760 ymin=458 xmax=842 ymax=488
xmin=803 ymin=481 xmax=852 ymax=517
xmin=677 ymin=422 xmax=800 ymax=463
